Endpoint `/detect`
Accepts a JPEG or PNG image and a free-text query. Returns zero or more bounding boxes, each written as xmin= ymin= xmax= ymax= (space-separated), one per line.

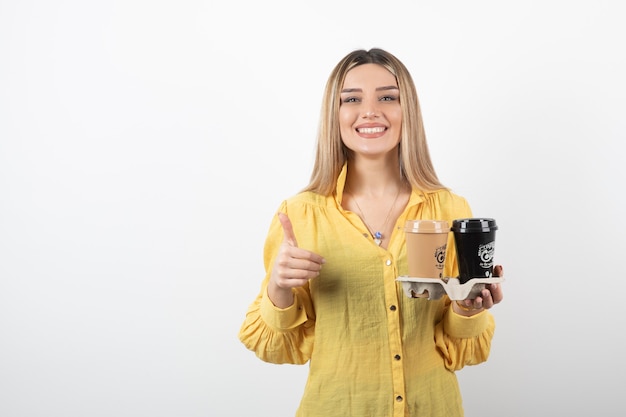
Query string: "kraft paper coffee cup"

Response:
xmin=404 ymin=220 xmax=450 ymax=280
xmin=451 ymin=218 xmax=498 ymax=284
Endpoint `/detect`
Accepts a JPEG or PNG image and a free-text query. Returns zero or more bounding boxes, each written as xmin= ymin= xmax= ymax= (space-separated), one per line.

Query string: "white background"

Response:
xmin=1 ymin=1 xmax=624 ymax=416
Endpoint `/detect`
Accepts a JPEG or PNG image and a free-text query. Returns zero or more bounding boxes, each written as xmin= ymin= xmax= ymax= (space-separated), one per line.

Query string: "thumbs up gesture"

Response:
xmin=268 ymin=213 xmax=326 ymax=308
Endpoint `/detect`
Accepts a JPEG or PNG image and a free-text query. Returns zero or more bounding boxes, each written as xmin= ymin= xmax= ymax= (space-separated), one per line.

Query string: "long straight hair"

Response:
xmin=303 ymin=48 xmax=445 ymax=195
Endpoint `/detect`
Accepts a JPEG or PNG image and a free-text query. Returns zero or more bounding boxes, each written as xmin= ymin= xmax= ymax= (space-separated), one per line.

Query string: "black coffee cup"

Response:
xmin=451 ymin=218 xmax=498 ymax=284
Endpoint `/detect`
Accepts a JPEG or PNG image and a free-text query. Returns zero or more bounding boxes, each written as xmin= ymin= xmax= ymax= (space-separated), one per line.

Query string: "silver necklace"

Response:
xmin=347 ymin=187 xmax=401 ymax=246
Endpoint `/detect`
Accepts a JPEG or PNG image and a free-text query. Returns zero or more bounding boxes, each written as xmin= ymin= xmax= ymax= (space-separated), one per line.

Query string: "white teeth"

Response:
xmin=357 ymin=127 xmax=385 ymax=134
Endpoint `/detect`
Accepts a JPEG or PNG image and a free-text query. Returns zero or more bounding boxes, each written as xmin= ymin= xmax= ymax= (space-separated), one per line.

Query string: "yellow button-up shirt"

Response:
xmin=239 ymin=166 xmax=495 ymax=417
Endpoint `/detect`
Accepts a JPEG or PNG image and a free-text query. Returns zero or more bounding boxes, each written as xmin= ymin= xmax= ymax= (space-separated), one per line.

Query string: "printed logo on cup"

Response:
xmin=435 ymin=244 xmax=447 ymax=269
xmin=478 ymin=241 xmax=495 ymax=269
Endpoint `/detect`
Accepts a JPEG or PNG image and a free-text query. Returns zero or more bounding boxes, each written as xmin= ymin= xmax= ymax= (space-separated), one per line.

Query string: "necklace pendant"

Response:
xmin=373 ymin=231 xmax=383 ymax=246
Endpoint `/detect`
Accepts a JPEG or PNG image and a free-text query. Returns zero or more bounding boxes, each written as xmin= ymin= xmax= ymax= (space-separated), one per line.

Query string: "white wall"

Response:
xmin=1 ymin=1 xmax=624 ymax=416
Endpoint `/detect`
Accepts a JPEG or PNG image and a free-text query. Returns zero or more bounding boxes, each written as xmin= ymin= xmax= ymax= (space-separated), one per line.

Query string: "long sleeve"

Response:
xmin=428 ymin=191 xmax=495 ymax=371
xmin=238 ymin=203 xmax=316 ymax=365
xmin=434 ymin=304 xmax=495 ymax=371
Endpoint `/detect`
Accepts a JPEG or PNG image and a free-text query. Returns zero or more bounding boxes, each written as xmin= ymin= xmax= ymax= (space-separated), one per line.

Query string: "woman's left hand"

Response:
xmin=452 ymin=264 xmax=504 ymax=316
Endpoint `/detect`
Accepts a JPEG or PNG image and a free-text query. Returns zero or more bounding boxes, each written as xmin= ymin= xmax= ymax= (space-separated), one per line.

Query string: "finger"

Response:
xmin=278 ymin=249 xmax=325 ymax=273
xmin=487 ymin=282 xmax=504 ymax=304
xmin=278 ymin=212 xmax=298 ymax=247
xmin=480 ymin=288 xmax=494 ymax=308
xmin=276 ymin=266 xmax=321 ymax=282
xmin=493 ymin=264 xmax=503 ymax=277
xmin=460 ymin=297 xmax=483 ymax=310
xmin=277 ymin=278 xmax=312 ymax=289
xmin=459 ymin=298 xmax=473 ymax=308
xmin=285 ymin=246 xmax=326 ymax=267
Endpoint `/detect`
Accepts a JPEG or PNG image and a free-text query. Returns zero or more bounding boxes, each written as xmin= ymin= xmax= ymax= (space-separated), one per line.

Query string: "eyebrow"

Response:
xmin=341 ymin=85 xmax=399 ymax=93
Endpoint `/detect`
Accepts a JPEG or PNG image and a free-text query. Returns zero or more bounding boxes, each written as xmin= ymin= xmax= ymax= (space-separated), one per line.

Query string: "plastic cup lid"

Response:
xmin=404 ymin=220 xmax=450 ymax=233
xmin=451 ymin=218 xmax=498 ymax=233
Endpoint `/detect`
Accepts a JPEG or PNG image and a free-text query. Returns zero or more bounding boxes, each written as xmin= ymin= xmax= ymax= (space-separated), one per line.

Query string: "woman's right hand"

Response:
xmin=268 ymin=213 xmax=326 ymax=308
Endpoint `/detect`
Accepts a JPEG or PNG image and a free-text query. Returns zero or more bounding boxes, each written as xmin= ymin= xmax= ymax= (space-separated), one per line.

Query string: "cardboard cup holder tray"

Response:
xmin=396 ymin=276 xmax=505 ymax=300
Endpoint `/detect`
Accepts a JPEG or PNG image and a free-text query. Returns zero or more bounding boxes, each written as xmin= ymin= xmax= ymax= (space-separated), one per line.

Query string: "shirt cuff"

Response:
xmin=260 ymin=287 xmax=309 ymax=331
xmin=444 ymin=305 xmax=491 ymax=339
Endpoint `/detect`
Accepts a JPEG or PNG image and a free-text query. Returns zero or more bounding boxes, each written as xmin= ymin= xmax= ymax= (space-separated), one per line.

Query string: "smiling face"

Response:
xmin=339 ymin=63 xmax=402 ymax=158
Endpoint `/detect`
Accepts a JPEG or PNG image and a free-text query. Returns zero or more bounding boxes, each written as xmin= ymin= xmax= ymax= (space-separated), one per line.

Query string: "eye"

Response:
xmin=379 ymin=95 xmax=399 ymax=102
xmin=341 ymin=96 xmax=360 ymax=104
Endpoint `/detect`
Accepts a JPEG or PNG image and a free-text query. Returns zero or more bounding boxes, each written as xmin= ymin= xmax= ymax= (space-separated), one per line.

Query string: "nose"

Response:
xmin=362 ymin=111 xmax=378 ymax=118
xmin=362 ymin=98 xmax=380 ymax=119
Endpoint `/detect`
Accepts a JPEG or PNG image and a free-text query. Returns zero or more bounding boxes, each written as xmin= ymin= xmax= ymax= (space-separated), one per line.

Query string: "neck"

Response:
xmin=345 ymin=155 xmax=405 ymax=198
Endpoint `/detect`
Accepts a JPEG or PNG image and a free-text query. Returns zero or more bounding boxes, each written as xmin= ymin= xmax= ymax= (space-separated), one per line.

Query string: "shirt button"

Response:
xmin=396 ymin=395 xmax=403 ymax=402
xmin=386 ymin=259 xmax=392 ymax=266
xmin=394 ymin=354 xmax=401 ymax=360
xmin=389 ymin=305 xmax=396 ymax=311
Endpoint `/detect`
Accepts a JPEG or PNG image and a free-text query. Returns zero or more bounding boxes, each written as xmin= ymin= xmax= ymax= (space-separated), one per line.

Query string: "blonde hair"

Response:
xmin=303 ymin=48 xmax=445 ymax=195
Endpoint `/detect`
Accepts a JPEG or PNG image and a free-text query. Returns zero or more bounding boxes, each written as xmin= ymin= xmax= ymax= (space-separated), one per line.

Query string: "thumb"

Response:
xmin=278 ymin=212 xmax=298 ymax=247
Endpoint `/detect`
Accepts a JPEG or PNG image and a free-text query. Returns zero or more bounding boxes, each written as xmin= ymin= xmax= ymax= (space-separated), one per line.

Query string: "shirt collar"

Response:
xmin=333 ymin=163 xmax=426 ymax=208
xmin=334 ymin=163 xmax=349 ymax=207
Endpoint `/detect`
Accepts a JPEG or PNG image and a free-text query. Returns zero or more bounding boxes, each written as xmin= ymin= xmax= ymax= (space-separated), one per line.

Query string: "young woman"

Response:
xmin=238 ymin=48 xmax=504 ymax=417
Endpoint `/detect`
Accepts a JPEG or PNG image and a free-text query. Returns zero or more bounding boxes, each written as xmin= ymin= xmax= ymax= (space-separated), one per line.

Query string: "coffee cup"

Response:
xmin=404 ymin=220 xmax=450 ymax=280
xmin=451 ymin=218 xmax=498 ymax=284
